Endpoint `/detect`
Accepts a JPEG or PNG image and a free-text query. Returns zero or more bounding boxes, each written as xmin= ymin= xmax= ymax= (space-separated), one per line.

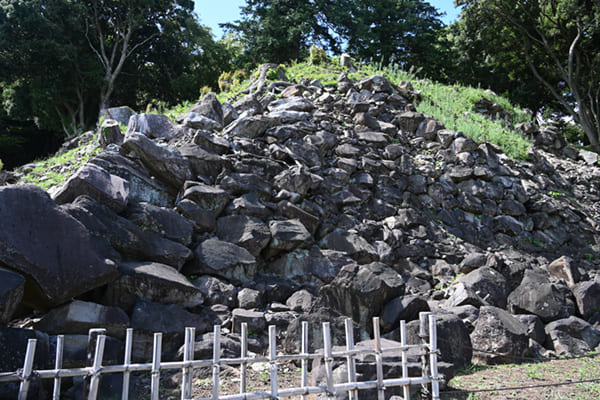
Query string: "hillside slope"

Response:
xmin=1 ymin=59 xmax=600 ymax=398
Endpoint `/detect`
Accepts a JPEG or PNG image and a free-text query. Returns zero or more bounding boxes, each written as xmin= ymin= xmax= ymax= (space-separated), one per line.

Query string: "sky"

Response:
xmin=194 ymin=0 xmax=462 ymax=39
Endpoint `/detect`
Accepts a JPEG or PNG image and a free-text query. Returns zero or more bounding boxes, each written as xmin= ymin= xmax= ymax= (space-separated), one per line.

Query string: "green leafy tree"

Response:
xmin=0 ymin=0 xmax=102 ymax=133
xmin=337 ymin=0 xmax=446 ymax=75
xmin=0 ymin=0 xmax=229 ymax=135
xmin=455 ymin=0 xmax=600 ymax=148
xmin=222 ymin=0 xmax=341 ymax=66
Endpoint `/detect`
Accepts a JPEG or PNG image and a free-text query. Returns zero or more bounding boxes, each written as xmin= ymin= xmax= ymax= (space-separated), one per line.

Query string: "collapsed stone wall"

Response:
xmin=1 ymin=70 xmax=600 ymax=396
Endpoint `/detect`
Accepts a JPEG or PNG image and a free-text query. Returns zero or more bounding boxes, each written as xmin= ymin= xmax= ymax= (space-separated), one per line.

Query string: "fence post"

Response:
xmin=240 ymin=322 xmax=248 ymax=395
xmin=18 ymin=338 xmax=37 ymax=400
xmin=88 ymin=334 xmax=106 ymax=400
xmin=52 ymin=335 xmax=64 ymax=400
xmin=212 ymin=325 xmax=221 ymax=400
xmin=300 ymin=321 xmax=309 ymax=400
xmin=344 ymin=318 xmax=358 ymax=400
xmin=122 ymin=328 xmax=133 ymax=400
xmin=419 ymin=312 xmax=432 ymax=397
xmin=151 ymin=333 xmax=162 ymax=400
xmin=182 ymin=327 xmax=195 ymax=400
xmin=428 ymin=314 xmax=440 ymax=400
xmin=322 ymin=322 xmax=335 ymax=399
xmin=85 ymin=328 xmax=106 ymax=400
xmin=400 ymin=320 xmax=410 ymax=400
xmin=373 ymin=317 xmax=385 ymax=400
xmin=268 ymin=325 xmax=278 ymax=399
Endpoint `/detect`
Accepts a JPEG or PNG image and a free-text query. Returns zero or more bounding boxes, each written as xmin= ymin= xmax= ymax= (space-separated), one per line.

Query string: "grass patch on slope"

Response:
xmin=211 ymin=57 xmax=533 ymax=160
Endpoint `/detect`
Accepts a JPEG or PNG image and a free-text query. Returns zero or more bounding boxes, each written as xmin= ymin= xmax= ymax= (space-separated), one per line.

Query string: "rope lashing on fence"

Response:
xmin=0 ymin=314 xmax=441 ymax=400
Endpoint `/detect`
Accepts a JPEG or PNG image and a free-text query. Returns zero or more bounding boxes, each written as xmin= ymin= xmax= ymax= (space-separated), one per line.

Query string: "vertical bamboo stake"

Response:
xmin=428 ymin=314 xmax=440 ymax=400
xmin=122 ymin=328 xmax=133 ymax=400
xmin=373 ymin=317 xmax=385 ymax=400
xmin=150 ymin=333 xmax=162 ymax=400
xmin=268 ymin=325 xmax=278 ymax=398
xmin=52 ymin=335 xmax=64 ymax=400
xmin=344 ymin=318 xmax=358 ymax=400
xmin=300 ymin=321 xmax=309 ymax=400
xmin=240 ymin=323 xmax=248 ymax=394
xmin=419 ymin=312 xmax=431 ymax=397
xmin=182 ymin=327 xmax=195 ymax=400
xmin=88 ymin=334 xmax=106 ymax=400
xmin=322 ymin=322 xmax=335 ymax=399
xmin=18 ymin=338 xmax=37 ymax=400
xmin=212 ymin=325 xmax=221 ymax=400
xmin=400 ymin=320 xmax=410 ymax=400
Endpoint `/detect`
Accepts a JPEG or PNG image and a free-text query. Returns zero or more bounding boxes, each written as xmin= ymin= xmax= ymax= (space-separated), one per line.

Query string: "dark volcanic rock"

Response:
xmin=266 ymin=219 xmax=313 ymax=258
xmin=124 ymin=202 xmax=194 ymax=246
xmin=52 ymin=163 xmax=130 ymax=212
xmin=131 ymin=299 xmax=209 ymax=360
xmin=0 ymin=185 xmax=118 ymax=308
xmin=0 ymin=267 xmax=25 ymax=324
xmin=216 ymin=215 xmax=271 ymax=257
xmin=34 ymin=300 xmax=129 ymax=338
xmin=319 ymin=262 xmax=405 ymax=332
xmin=508 ymin=269 xmax=574 ymax=322
xmin=126 ymin=113 xmax=178 ymax=140
xmin=103 ymin=261 xmax=204 ymax=312
xmin=64 ymin=195 xmax=192 ymax=270
xmin=545 ymin=316 xmax=600 ymax=356
xmin=122 ymin=132 xmax=192 ymax=190
xmin=471 ymin=306 xmax=529 ymax=364
xmin=183 ymin=239 xmax=257 ymax=284
xmin=182 ymin=183 xmax=231 ymax=217
xmin=320 ymin=229 xmax=378 ymax=264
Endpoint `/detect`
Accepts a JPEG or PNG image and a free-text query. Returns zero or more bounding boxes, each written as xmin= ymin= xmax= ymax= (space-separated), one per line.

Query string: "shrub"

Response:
xmin=310 ymin=46 xmax=328 ymax=65
xmin=218 ymin=71 xmax=234 ymax=92
xmin=267 ymin=65 xmax=285 ymax=80
xmin=200 ymin=86 xmax=212 ymax=95
xmin=0 ymin=158 xmax=3 ymax=171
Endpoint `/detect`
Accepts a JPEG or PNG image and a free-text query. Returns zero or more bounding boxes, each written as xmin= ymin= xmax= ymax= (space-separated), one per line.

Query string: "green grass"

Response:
xmin=213 ymin=57 xmax=535 ymax=160
xmin=17 ymin=138 xmax=101 ymax=191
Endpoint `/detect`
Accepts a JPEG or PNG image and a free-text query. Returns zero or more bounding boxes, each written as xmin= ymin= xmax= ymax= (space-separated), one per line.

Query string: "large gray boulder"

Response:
xmin=182 ymin=239 xmax=257 ymax=285
xmin=100 ymin=106 xmax=135 ymax=126
xmin=319 ymin=262 xmax=405 ymax=332
xmin=126 ymin=113 xmax=178 ymax=140
xmin=124 ymin=202 xmax=194 ymax=246
xmin=544 ymin=316 xmax=600 ymax=357
xmin=182 ymin=183 xmax=231 ymax=217
xmin=34 ymin=300 xmax=129 ymax=338
xmin=267 ymin=247 xmax=339 ymax=287
xmin=457 ymin=267 xmax=508 ymax=308
xmin=508 ymin=269 xmax=575 ymax=322
xmin=176 ymin=143 xmax=229 ymax=182
xmin=0 ymin=267 xmax=25 ymax=324
xmin=470 ymin=306 xmax=529 ymax=364
xmin=0 ymin=186 xmax=118 ymax=308
xmin=122 ymin=132 xmax=192 ymax=190
xmin=90 ymin=150 xmax=171 ymax=207
xmin=320 ymin=229 xmax=378 ymax=264
xmin=266 ymin=219 xmax=313 ymax=258
xmin=63 ymin=195 xmax=192 ymax=270
xmin=52 ymin=163 xmax=130 ymax=213
xmin=102 ymin=261 xmax=204 ymax=312
xmin=130 ymin=299 xmax=209 ymax=361
xmin=224 ymin=115 xmax=278 ymax=139
xmin=216 ymin=215 xmax=271 ymax=257
xmin=192 ymin=275 xmax=237 ymax=308
xmin=187 ymin=92 xmax=224 ymax=126
xmin=571 ymin=281 xmax=600 ymax=319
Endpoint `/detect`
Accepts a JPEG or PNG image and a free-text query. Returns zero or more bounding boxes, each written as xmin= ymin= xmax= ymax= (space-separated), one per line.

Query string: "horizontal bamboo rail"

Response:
xmin=0 ymin=314 xmax=440 ymax=400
